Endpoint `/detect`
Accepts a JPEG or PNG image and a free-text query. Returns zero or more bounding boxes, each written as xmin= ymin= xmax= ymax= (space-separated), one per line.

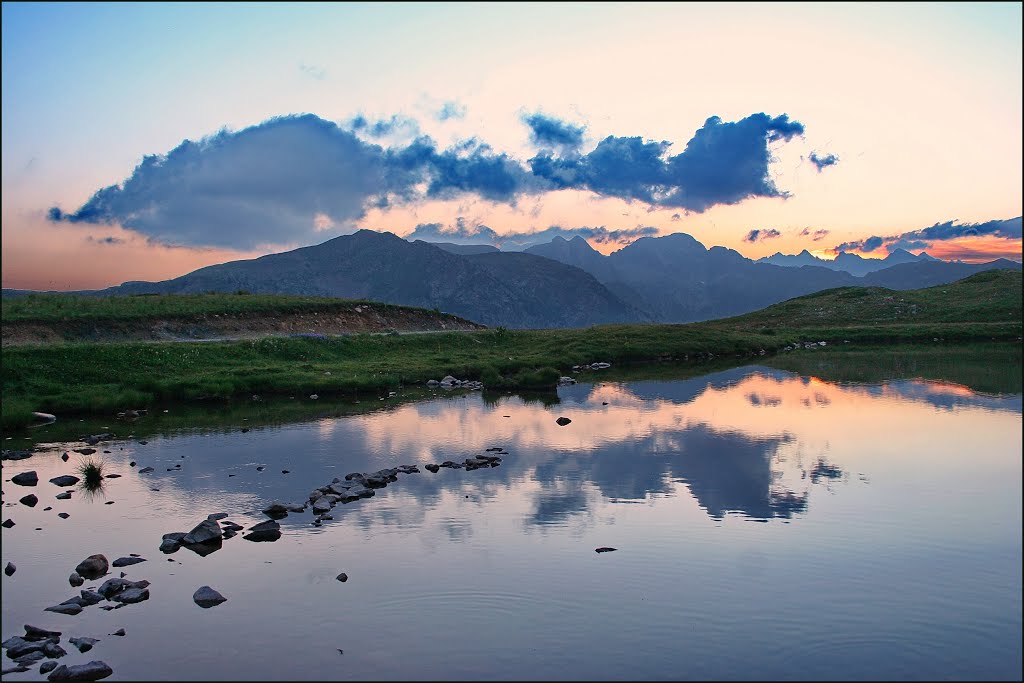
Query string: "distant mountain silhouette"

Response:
xmin=5 ymin=230 xmax=1019 ymax=328
xmin=759 ymin=247 xmax=942 ymax=277
xmin=84 ymin=230 xmax=646 ymax=328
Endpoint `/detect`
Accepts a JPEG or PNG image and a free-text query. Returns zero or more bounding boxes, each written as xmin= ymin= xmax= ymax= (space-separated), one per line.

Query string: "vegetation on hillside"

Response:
xmin=2 ymin=271 xmax=1019 ymax=429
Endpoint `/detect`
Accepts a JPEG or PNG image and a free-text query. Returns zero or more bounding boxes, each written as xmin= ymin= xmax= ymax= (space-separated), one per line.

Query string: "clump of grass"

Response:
xmin=76 ymin=457 xmax=106 ymax=490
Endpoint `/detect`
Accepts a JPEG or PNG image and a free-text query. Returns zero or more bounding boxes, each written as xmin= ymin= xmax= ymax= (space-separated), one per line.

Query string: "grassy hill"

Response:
xmin=2 ymin=271 xmax=1019 ymax=429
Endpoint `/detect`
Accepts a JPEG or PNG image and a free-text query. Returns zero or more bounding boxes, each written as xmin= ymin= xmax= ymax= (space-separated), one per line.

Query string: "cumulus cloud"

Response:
xmin=530 ymin=113 xmax=805 ymax=212
xmin=521 ymin=112 xmax=585 ymax=151
xmin=832 ymin=217 xmax=1022 ymax=255
xmin=743 ymin=228 xmax=782 ymax=243
xmin=50 ymin=110 xmax=811 ymax=249
xmin=436 ymin=100 xmax=467 ymax=121
xmin=406 ymin=219 xmax=658 ymax=250
xmin=808 ymin=151 xmax=839 ymax=172
xmin=799 ymin=227 xmax=830 ymax=241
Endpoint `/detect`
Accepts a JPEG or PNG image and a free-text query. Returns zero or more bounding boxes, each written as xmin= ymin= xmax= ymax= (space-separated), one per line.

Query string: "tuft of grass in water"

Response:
xmin=76 ymin=457 xmax=106 ymax=490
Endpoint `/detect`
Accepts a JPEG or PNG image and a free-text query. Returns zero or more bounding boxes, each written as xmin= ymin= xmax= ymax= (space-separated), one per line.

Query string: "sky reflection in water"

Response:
xmin=1 ymin=365 xmax=1021 ymax=681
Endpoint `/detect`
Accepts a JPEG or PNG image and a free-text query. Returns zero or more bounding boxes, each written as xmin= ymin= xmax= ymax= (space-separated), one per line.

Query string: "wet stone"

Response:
xmin=46 ymin=660 xmax=114 ymax=681
xmin=192 ymin=586 xmax=227 ymax=608
xmin=74 ymin=555 xmax=108 ymax=581
xmin=11 ymin=471 xmax=38 ymax=486
xmin=49 ymin=476 xmax=79 ymax=487
xmin=68 ymin=638 xmax=98 ymax=654
xmin=111 ymin=557 xmax=146 ymax=567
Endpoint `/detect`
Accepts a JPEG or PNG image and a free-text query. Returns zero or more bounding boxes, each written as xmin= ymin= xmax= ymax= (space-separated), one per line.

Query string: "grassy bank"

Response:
xmin=2 ymin=271 xmax=1020 ymax=429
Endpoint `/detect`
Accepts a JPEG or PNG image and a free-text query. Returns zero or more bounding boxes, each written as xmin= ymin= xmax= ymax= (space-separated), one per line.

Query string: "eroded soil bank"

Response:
xmin=2 ymin=304 xmax=484 ymax=346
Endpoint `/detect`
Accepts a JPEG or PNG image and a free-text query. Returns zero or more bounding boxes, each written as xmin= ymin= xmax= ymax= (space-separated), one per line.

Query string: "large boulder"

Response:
xmin=74 ymin=555 xmax=108 ymax=580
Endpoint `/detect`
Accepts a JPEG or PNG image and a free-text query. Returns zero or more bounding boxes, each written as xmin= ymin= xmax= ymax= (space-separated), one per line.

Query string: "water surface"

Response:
xmin=2 ymin=362 xmax=1021 ymax=680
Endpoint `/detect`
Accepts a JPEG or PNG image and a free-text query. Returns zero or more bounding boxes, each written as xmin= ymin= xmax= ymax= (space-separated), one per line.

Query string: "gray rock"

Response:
xmin=192 ymin=585 xmax=227 ymax=608
xmin=96 ymin=577 xmax=135 ymax=599
xmin=44 ymin=603 xmax=83 ymax=616
xmin=58 ymin=513 xmax=70 ymax=519
xmin=2 ymin=665 xmax=31 ymax=674
xmin=206 ymin=512 xmax=229 ymax=521
xmin=46 ymin=660 xmax=113 ymax=681
xmin=68 ymin=638 xmax=98 ymax=653
xmin=69 ymin=572 xmax=84 ymax=587
xmin=78 ymin=590 xmax=104 ymax=606
xmin=4 ymin=636 xmax=50 ymax=658
xmin=4 ymin=561 xmax=14 ymax=576
xmin=110 ymin=629 xmax=125 ymax=637
xmin=40 ymin=660 xmax=59 ymax=674
xmin=425 ymin=463 xmax=440 ymax=473
xmin=137 ymin=467 xmax=154 ymax=474
xmin=56 ymin=492 xmax=72 ymax=500
xmin=42 ymin=642 xmax=67 ymax=659
xmin=243 ymin=519 xmax=281 ymax=542
xmin=260 ymin=501 xmax=288 ymax=515
xmin=311 ymin=497 xmax=332 ymax=514
xmin=12 ymin=471 xmax=38 ymax=486
xmin=15 ymin=650 xmax=47 ymax=664
xmin=112 ymin=587 xmax=149 ymax=604
xmin=49 ymin=476 xmax=79 ymax=487
xmin=23 ymin=625 xmax=61 ymax=641
xmin=111 ymin=557 xmax=146 ymax=567
xmin=181 ymin=519 xmax=222 ymax=545
xmin=74 ymin=555 xmax=108 ymax=580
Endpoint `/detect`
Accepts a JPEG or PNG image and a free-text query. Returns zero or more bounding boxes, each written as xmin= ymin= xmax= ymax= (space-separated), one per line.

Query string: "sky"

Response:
xmin=2 ymin=1 xmax=1021 ymax=291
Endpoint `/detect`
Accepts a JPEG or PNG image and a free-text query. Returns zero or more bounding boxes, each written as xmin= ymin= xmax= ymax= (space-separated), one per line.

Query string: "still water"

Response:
xmin=2 ymin=363 xmax=1021 ymax=680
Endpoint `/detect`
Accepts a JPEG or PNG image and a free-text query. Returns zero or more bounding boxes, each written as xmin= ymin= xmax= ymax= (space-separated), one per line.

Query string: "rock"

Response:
xmin=281 ymin=470 xmax=290 ymax=474
xmin=56 ymin=492 xmax=72 ymax=500
xmin=69 ymin=573 xmax=84 ymax=587
xmin=4 ymin=561 xmax=14 ymax=576
xmin=181 ymin=519 xmax=222 ymax=545
xmin=397 ymin=464 xmax=420 ymax=474
xmin=207 ymin=512 xmax=229 ymax=521
xmin=1 ymin=519 xmax=14 ymax=528
xmin=181 ymin=538 xmax=222 ymax=557
xmin=12 ymin=471 xmax=38 ymax=486
xmin=15 ymin=650 xmax=47 ymax=664
xmin=425 ymin=463 xmax=440 ymax=473
xmin=344 ymin=472 xmax=365 ymax=481
xmin=44 ymin=603 xmax=83 ymax=616
xmin=58 ymin=513 xmax=70 ymax=519
xmin=256 ymin=466 xmax=265 ymax=471
xmin=40 ymin=660 xmax=59 ymax=674
xmin=137 ymin=467 xmax=154 ymax=474
xmin=159 ymin=532 xmax=186 ymax=553
xmin=309 ymin=394 xmax=318 ymax=400
xmin=4 ymin=636 xmax=50 ymax=658
xmin=336 ymin=572 xmax=348 ymax=582
xmin=74 ymin=555 xmax=108 ymax=580
xmin=555 ymin=417 xmax=572 ymax=426
xmin=558 ymin=376 xmax=577 ymax=385
xmin=426 ymin=379 xmax=439 ymax=387
xmin=74 ymin=449 xmax=97 ymax=456
xmin=103 ymin=474 xmax=121 ymax=479
xmin=110 ymin=629 xmax=125 ymax=636
xmin=112 ymin=587 xmax=149 ymax=604
xmin=312 ymin=497 xmax=332 ymax=514
xmin=192 ymin=586 xmax=227 ymax=608
xmin=96 ymin=577 xmax=132 ymax=598
xmin=111 ymin=557 xmax=146 ymax=567
xmin=78 ymin=590 xmax=104 ymax=606
xmin=24 ymin=625 xmax=62 ymax=641
xmin=49 ymin=476 xmax=80 ymax=487
xmin=2 ymin=665 xmax=30 ymax=674
xmin=61 ymin=453 xmax=69 ymax=462
xmin=42 ymin=642 xmax=66 ymax=658
xmin=286 ymin=502 xmax=306 ymax=513
xmin=595 ymin=547 xmax=617 ymax=553
xmin=244 ymin=519 xmax=281 ymax=543
xmin=47 ymin=660 xmax=113 ymax=681
xmin=68 ymin=637 xmax=99 ymax=653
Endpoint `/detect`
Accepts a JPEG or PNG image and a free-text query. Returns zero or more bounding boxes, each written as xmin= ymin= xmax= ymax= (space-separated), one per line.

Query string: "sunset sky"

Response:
xmin=2 ymin=2 xmax=1021 ymax=290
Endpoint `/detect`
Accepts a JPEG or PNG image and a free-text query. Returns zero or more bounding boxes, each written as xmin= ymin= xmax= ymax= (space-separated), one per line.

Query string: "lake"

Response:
xmin=2 ymin=357 xmax=1021 ymax=680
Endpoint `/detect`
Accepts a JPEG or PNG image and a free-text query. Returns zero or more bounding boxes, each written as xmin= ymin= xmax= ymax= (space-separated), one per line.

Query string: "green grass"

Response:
xmin=2 ymin=270 xmax=1019 ymax=428
xmin=1 ymin=291 xmax=469 ymax=323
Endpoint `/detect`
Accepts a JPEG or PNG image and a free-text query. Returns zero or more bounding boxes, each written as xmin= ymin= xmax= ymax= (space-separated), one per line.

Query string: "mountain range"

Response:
xmin=757 ymin=248 xmax=941 ymax=277
xmin=3 ymin=230 xmax=1019 ymax=328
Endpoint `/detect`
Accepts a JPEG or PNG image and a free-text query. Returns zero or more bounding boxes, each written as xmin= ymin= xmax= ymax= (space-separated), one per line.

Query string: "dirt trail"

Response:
xmin=2 ymin=304 xmax=485 ymax=346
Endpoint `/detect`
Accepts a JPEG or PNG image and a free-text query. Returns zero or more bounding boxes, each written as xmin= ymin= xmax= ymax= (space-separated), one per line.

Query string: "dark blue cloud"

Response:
xmin=832 ymin=217 xmax=1022 ymax=255
xmin=436 ymin=101 xmax=467 ymax=121
xmin=743 ymin=228 xmax=782 ymax=243
xmin=85 ymin=235 xmax=125 ymax=245
xmin=50 ymin=110 xmax=812 ymax=249
xmin=530 ymin=112 xmax=805 ymax=212
xmin=521 ymin=112 xmax=585 ymax=150
xmin=808 ymin=151 xmax=839 ymax=172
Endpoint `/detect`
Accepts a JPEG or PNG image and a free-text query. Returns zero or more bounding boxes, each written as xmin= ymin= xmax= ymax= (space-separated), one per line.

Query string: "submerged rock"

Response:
xmin=192 ymin=586 xmax=227 ymax=608
xmin=46 ymin=660 xmax=113 ymax=681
